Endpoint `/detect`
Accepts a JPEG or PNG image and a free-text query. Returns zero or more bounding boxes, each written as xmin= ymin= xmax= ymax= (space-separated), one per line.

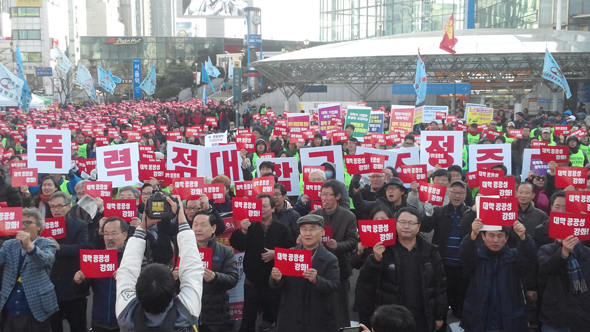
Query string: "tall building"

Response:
xmin=319 ymin=0 xmax=543 ymax=42
xmin=150 ymin=0 xmax=174 ymax=36
xmin=120 ymin=0 xmax=151 ymax=36
xmin=86 ymin=0 xmax=125 ymax=36
xmin=68 ymin=0 xmax=87 ymax=64
xmin=10 ymin=0 xmax=70 ymax=95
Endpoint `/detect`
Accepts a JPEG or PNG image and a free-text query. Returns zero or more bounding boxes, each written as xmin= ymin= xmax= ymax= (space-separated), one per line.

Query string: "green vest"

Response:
xmin=462 ymin=145 xmax=468 ymax=173
xmin=580 ymin=143 xmax=590 ymax=156
xmin=570 ymin=149 xmax=585 ymax=167
xmin=467 ymin=133 xmax=480 ymax=146
xmin=78 ymin=143 xmax=88 ymax=159
xmin=503 ymin=134 xmax=514 ymax=144
xmin=60 ymin=180 xmax=70 ymax=195
xmin=1 ymin=138 xmax=6 ymax=147
xmin=260 ymin=107 xmax=266 ymax=115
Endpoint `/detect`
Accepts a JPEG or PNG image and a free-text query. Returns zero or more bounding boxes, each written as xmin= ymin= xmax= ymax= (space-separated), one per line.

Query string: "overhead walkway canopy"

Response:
xmin=251 ymin=29 xmax=590 ymax=101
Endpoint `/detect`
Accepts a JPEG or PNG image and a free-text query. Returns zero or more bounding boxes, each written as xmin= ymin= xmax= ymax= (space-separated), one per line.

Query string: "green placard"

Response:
xmin=344 ymin=107 xmax=372 ymax=138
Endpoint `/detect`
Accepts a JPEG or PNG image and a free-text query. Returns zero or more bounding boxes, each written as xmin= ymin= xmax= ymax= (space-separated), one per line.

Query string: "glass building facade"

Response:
xmin=320 ymin=0 xmax=539 ymax=42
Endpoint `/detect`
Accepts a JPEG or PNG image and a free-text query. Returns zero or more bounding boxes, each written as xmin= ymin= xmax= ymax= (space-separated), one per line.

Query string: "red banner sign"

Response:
xmin=302 ymin=166 xmax=324 ymax=183
xmin=10 ymin=168 xmax=38 ymax=187
xmin=198 ymin=247 xmax=213 ymax=270
xmin=508 ymin=129 xmax=523 ymax=139
xmin=0 ymin=207 xmax=22 ymax=236
xmin=418 ymin=183 xmax=447 ymax=206
xmin=103 ymin=199 xmax=137 ymax=222
xmin=358 ymin=219 xmax=396 ymax=247
xmin=234 ymin=181 xmax=254 ymax=198
xmin=466 ymin=171 xmax=478 ymax=189
xmin=565 ymin=191 xmax=590 ymax=213
xmin=478 ymin=177 xmax=515 ymax=197
xmin=540 ymin=146 xmax=569 ymax=163
xmin=554 ymin=125 xmax=570 ymax=137
xmin=85 ymin=181 xmax=113 ymax=198
xmin=531 ymin=140 xmax=549 ymax=149
xmin=80 ymin=249 xmax=119 ymax=278
xmin=555 ymin=167 xmax=587 ymax=189
xmin=303 ymin=182 xmax=322 ymax=201
xmin=172 ymin=177 xmax=205 ymax=200
xmin=253 ymin=176 xmax=274 ymax=195
xmin=549 ymin=212 xmax=590 ymax=241
xmin=398 ymin=165 xmax=428 ymax=184
xmin=344 ymin=154 xmax=371 ymax=174
xmin=274 ymin=248 xmax=312 ymax=277
xmin=232 ymin=198 xmax=262 ymax=222
xmin=478 ymin=197 xmax=518 ymax=226
xmin=41 ymin=216 xmax=66 ymax=239
xmin=203 ymin=183 xmax=225 ymax=202
xmin=235 ymin=133 xmax=256 ymax=153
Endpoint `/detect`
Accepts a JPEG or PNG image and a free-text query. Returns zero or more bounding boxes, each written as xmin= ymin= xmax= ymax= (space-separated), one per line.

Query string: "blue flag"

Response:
xmin=201 ymin=63 xmax=216 ymax=94
xmin=206 ymin=56 xmax=221 ymax=78
xmin=0 ymin=63 xmax=24 ymax=105
xmin=97 ymin=64 xmax=115 ymax=94
xmin=203 ymin=86 xmax=207 ymax=104
xmin=75 ymin=63 xmax=97 ymax=102
xmin=543 ymin=49 xmax=572 ymax=99
xmin=15 ymin=45 xmax=31 ymax=111
xmin=108 ymin=67 xmax=121 ymax=84
xmin=414 ymin=50 xmax=427 ymax=106
xmin=140 ymin=62 xmax=156 ymax=96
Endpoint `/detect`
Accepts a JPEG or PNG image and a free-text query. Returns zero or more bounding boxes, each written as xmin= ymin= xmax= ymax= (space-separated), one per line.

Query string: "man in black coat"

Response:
xmin=460 ymin=218 xmax=537 ymax=332
xmin=270 ymin=214 xmax=340 ymax=332
xmin=538 ymin=235 xmax=590 ymax=331
xmin=272 ymin=183 xmax=300 ymax=241
xmin=360 ymin=207 xmax=447 ymax=332
xmin=421 ymin=180 xmax=470 ymax=320
xmin=229 ymin=194 xmax=295 ymax=332
xmin=46 ymin=191 xmax=89 ymax=332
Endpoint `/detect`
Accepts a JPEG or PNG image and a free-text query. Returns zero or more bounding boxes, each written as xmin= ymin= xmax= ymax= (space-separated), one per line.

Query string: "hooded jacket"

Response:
xmin=320 ymin=161 xmax=350 ymax=209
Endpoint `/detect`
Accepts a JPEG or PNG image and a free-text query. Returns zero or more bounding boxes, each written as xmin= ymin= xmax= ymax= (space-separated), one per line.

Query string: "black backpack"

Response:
xmin=130 ymin=297 xmax=198 ymax=332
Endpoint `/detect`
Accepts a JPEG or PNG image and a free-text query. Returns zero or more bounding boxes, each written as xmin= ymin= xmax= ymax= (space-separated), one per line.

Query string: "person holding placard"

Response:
xmin=459 ymin=218 xmax=537 ymax=332
xmin=229 ymin=194 xmax=295 ymax=332
xmin=421 ymin=180 xmax=470 ymax=321
xmin=351 ymin=177 xmax=422 ymax=220
xmin=0 ymin=207 xmax=58 ymax=332
xmin=270 ymin=214 xmax=340 ymax=332
xmin=538 ymin=234 xmax=590 ymax=332
xmin=72 ymin=217 xmax=128 ymax=332
xmin=192 ymin=211 xmax=238 ymax=332
xmin=566 ymin=136 xmax=588 ymax=167
xmin=360 ymin=207 xmax=447 ymax=332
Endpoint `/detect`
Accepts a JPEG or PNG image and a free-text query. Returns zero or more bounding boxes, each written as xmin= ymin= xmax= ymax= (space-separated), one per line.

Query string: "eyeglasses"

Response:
xmin=185 ymin=207 xmax=199 ymax=211
xmin=386 ymin=187 xmax=401 ymax=193
xmin=22 ymin=220 xmax=34 ymax=226
xmin=397 ymin=220 xmax=419 ymax=226
xmin=300 ymin=227 xmax=321 ymax=234
xmin=369 ymin=174 xmax=384 ymax=179
xmin=534 ymin=177 xmax=546 ymax=181
xmin=449 ymin=191 xmax=466 ymax=196
xmin=49 ymin=204 xmax=67 ymax=210
xmin=320 ymin=193 xmax=335 ymax=198
xmin=104 ymin=232 xmax=122 ymax=238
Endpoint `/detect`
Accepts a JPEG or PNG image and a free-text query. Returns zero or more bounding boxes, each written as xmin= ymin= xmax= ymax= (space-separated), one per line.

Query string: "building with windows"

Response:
xmin=539 ymin=0 xmax=590 ymax=30
xmin=319 ymin=0 xmax=546 ymax=43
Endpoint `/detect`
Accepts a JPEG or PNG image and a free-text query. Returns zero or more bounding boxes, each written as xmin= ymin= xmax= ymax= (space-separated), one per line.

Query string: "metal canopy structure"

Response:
xmin=251 ymin=29 xmax=590 ymax=101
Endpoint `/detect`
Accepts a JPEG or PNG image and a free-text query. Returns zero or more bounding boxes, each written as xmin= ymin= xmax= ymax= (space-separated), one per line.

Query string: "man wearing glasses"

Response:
xmin=422 ymin=180 xmax=470 ymax=323
xmin=310 ymin=179 xmax=358 ymax=329
xmin=350 ymin=172 xmax=386 ymax=203
xmin=360 ymin=207 xmax=447 ymax=332
xmin=46 ymin=191 xmax=89 ymax=332
xmin=72 ymin=217 xmax=128 ymax=332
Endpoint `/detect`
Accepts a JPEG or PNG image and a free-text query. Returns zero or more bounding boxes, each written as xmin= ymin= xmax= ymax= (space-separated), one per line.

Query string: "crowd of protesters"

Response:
xmin=0 ymin=99 xmax=589 ymax=332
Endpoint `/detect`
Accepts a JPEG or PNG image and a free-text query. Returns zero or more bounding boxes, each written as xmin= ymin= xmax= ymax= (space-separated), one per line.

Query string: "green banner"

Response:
xmin=344 ymin=107 xmax=372 ymax=138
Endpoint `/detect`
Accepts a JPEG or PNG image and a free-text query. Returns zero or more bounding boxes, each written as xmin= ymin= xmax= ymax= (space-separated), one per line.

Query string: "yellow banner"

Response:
xmin=466 ymin=106 xmax=494 ymax=124
xmin=17 ymin=0 xmax=42 ymax=6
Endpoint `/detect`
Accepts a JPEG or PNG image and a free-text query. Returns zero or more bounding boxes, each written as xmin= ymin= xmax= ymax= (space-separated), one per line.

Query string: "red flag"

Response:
xmin=440 ymin=14 xmax=458 ymax=54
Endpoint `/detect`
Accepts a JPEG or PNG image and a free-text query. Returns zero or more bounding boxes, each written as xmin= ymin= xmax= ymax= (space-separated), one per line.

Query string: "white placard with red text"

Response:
xmin=96 ymin=143 xmax=140 ymax=187
xmin=256 ymin=158 xmax=300 ymax=196
xmin=166 ymin=142 xmax=206 ymax=178
xmin=420 ymin=131 xmax=463 ymax=171
xmin=299 ymin=146 xmax=345 ymax=184
xmin=205 ymin=144 xmax=244 ymax=185
xmin=468 ymin=144 xmax=511 ymax=175
xmin=27 ymin=129 xmax=71 ymax=174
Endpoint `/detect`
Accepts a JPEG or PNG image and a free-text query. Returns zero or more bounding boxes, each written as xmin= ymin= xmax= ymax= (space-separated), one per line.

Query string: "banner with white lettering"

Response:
xmin=420 ymin=131 xmax=463 ymax=170
xmin=468 ymin=144 xmax=511 ymax=174
xmin=27 ymin=129 xmax=71 ymax=174
xmin=96 ymin=143 xmax=140 ymax=187
xmin=299 ymin=146 xmax=345 ymax=184
xmin=166 ymin=142 xmax=205 ymax=178
xmin=256 ymin=157 xmax=300 ymax=196
xmin=356 ymin=147 xmax=420 ymax=171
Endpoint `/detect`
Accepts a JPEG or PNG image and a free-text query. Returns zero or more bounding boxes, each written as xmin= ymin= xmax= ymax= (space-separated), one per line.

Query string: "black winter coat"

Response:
xmin=273 ymin=203 xmax=300 ymax=241
xmin=229 ymin=220 xmax=295 ymax=286
xmin=270 ymin=243 xmax=340 ymax=332
xmin=51 ymin=216 xmax=89 ymax=302
xmin=460 ymin=234 xmax=537 ymax=332
xmin=310 ymin=206 xmax=358 ymax=280
xmin=360 ymin=236 xmax=447 ymax=332
xmin=538 ymin=242 xmax=590 ymax=331
xmin=0 ymin=169 xmax=21 ymax=207
xmin=200 ymin=236 xmax=239 ymax=327
xmin=421 ymin=203 xmax=471 ymax=260
xmin=351 ymin=247 xmax=375 ymax=315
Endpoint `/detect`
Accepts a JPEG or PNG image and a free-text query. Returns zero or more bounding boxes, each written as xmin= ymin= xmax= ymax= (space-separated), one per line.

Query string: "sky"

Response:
xmin=254 ymin=0 xmax=320 ymax=41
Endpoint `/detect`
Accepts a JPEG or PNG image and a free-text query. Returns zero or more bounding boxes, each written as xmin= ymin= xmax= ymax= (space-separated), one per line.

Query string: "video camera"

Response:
xmin=145 ymin=186 xmax=179 ymax=220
